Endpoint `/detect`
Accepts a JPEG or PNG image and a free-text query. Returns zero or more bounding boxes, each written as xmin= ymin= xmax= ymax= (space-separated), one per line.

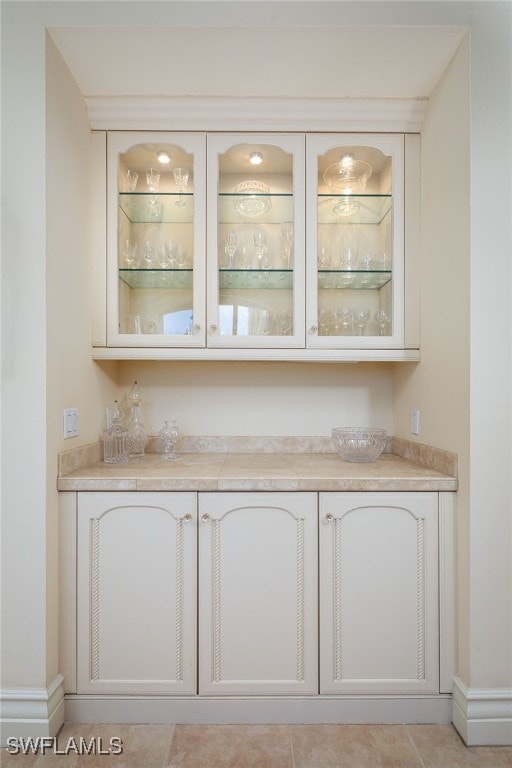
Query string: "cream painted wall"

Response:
xmin=393 ymin=38 xmax=471 ymax=679
xmin=116 ymin=362 xmax=394 ymax=437
xmin=45 ymin=38 xmax=119 ymax=683
xmin=467 ymin=3 xmax=511 ymax=690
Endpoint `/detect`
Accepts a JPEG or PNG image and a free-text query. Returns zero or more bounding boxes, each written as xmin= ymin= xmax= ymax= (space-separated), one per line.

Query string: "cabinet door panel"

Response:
xmin=107 ymin=131 xmax=207 ymax=348
xmin=199 ymin=492 xmax=317 ymax=695
xmin=77 ymin=492 xmax=196 ymax=694
xmin=306 ymin=134 xmax=405 ymax=349
xmin=206 ymin=133 xmax=306 ymax=349
xmin=320 ymin=492 xmax=438 ymax=694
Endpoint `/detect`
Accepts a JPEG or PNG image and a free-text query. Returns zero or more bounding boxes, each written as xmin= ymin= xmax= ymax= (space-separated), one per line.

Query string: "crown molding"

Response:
xmin=86 ymin=96 xmax=427 ymax=132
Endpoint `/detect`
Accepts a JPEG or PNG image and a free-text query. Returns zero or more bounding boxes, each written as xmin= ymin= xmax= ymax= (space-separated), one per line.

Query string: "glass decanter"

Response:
xmin=103 ymin=400 xmax=129 ymax=464
xmin=126 ymin=380 xmax=148 ymax=458
xmin=158 ymin=420 xmax=180 ymax=460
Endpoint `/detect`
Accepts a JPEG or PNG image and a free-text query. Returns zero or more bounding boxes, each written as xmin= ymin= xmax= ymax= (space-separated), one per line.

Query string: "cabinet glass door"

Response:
xmin=306 ymin=134 xmax=404 ymax=348
xmin=107 ymin=132 xmax=206 ymax=347
xmin=207 ymin=134 xmax=305 ymax=348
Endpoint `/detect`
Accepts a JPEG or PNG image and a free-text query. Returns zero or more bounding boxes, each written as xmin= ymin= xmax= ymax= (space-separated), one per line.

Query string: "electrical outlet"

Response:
xmin=411 ymin=409 xmax=420 ymax=435
xmin=63 ymin=408 xmax=79 ymax=439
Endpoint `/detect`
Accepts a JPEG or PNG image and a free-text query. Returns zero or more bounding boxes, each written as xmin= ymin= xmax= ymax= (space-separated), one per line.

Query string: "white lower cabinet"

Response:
xmin=198 ymin=492 xmax=318 ymax=695
xmin=76 ymin=492 xmax=197 ymax=694
xmin=319 ymin=492 xmax=439 ymax=694
xmin=71 ymin=489 xmax=447 ymax=702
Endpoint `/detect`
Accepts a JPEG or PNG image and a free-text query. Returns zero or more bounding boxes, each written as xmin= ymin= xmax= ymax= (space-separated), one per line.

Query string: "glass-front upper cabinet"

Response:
xmin=206 ymin=134 xmax=305 ymax=348
xmin=107 ymin=132 xmax=206 ymax=347
xmin=306 ymin=134 xmax=404 ymax=349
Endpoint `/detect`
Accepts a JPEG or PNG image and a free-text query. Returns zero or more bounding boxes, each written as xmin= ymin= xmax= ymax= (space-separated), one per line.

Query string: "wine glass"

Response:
xmin=173 ymin=167 xmax=189 ymax=207
xmin=318 ymin=247 xmax=331 ymax=268
xmin=338 ymin=307 xmax=353 ymax=335
xmin=280 ymin=223 xmax=293 ymax=267
xmin=142 ymin=240 xmax=155 ymax=267
xmin=254 ymin=231 xmax=266 ymax=267
xmin=375 ymin=308 xmax=391 ymax=335
xmin=353 ymin=308 xmax=371 ymax=335
xmin=175 ymin=246 xmax=187 ymax=268
xmin=123 ymin=169 xmax=138 ymax=192
xmin=224 ymin=231 xmax=237 ymax=268
xmin=121 ymin=239 xmax=138 ymax=267
xmin=146 ymin=168 xmax=160 ymax=192
xmin=158 ymin=245 xmax=170 ymax=269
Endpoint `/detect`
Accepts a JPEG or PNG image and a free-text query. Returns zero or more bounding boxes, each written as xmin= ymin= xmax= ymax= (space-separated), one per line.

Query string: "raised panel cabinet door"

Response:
xmin=77 ymin=492 xmax=197 ymax=694
xmin=198 ymin=492 xmax=318 ymax=695
xmin=319 ymin=492 xmax=439 ymax=695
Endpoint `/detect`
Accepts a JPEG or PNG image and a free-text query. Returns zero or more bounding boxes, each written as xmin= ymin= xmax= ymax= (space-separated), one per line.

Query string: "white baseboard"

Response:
xmin=452 ymin=676 xmax=512 ymax=745
xmin=0 ymin=674 xmax=65 ymax=748
xmin=65 ymin=694 xmax=452 ymax=725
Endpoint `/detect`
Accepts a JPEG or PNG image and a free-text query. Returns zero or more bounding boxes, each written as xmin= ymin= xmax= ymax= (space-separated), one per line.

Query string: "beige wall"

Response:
xmin=115 ymin=361 xmax=394 ymax=437
xmin=45 ymin=37 xmax=118 ymax=683
xmin=394 ymin=38 xmax=471 ymax=680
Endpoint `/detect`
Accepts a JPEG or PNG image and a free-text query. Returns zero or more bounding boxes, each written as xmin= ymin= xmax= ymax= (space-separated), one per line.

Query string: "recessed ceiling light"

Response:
xmin=249 ymin=151 xmax=263 ymax=166
xmin=157 ymin=151 xmax=171 ymax=164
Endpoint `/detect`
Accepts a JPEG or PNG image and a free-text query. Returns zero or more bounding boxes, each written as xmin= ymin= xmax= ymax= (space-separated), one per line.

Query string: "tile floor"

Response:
xmin=1 ymin=723 xmax=511 ymax=767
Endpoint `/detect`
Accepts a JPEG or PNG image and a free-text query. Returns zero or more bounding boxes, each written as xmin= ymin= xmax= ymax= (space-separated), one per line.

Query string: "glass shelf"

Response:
xmin=219 ymin=269 xmax=293 ymax=290
xmin=317 ymin=194 xmax=392 ymax=225
xmin=119 ymin=193 xmax=194 ymax=224
xmin=119 ymin=268 xmax=193 ymax=289
xmin=318 ymin=270 xmax=392 ymax=290
xmin=218 ymin=193 xmax=293 ymax=224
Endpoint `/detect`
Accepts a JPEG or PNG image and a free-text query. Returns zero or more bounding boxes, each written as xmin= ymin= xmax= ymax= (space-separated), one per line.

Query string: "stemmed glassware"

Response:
xmin=122 ymin=239 xmax=138 ymax=267
xmin=123 ymin=169 xmax=138 ymax=192
xmin=142 ymin=240 xmax=156 ymax=267
xmin=224 ymin=231 xmax=237 ymax=268
xmin=339 ymin=307 xmax=353 ymax=335
xmin=146 ymin=168 xmax=160 ymax=192
xmin=375 ymin=309 xmax=391 ymax=335
xmin=254 ymin=231 xmax=266 ymax=267
xmin=158 ymin=244 xmax=171 ymax=269
xmin=353 ymin=308 xmax=371 ymax=335
xmin=173 ymin=167 xmax=189 ymax=207
xmin=280 ymin=223 xmax=293 ymax=267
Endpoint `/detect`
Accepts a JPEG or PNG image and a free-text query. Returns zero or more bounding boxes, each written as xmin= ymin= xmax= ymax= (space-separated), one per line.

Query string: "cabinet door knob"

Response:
xmin=309 ymin=325 xmax=318 ymax=335
xmin=201 ymin=513 xmax=210 ymax=524
xmin=193 ymin=324 xmax=201 ymax=333
xmin=209 ymin=324 xmax=217 ymax=334
xmin=182 ymin=513 xmax=192 ymax=523
xmin=325 ymin=513 xmax=334 ymax=523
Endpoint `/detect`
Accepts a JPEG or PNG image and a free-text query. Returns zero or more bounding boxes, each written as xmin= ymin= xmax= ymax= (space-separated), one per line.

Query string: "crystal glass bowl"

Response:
xmin=331 ymin=427 xmax=387 ymax=463
xmin=234 ymin=180 xmax=272 ymax=217
xmin=323 ymin=159 xmax=372 ymax=194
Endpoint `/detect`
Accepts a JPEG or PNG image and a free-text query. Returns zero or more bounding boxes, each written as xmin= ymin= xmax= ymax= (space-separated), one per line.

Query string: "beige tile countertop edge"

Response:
xmin=57 ymin=450 xmax=457 ymax=492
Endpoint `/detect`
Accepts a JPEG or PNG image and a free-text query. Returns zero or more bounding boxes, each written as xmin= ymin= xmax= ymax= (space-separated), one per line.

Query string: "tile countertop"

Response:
xmin=57 ymin=448 xmax=458 ymax=493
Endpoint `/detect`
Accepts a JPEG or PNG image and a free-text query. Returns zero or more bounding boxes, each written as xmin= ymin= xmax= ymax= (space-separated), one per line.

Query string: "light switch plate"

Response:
xmin=411 ymin=409 xmax=420 ymax=435
xmin=63 ymin=408 xmax=79 ymax=439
